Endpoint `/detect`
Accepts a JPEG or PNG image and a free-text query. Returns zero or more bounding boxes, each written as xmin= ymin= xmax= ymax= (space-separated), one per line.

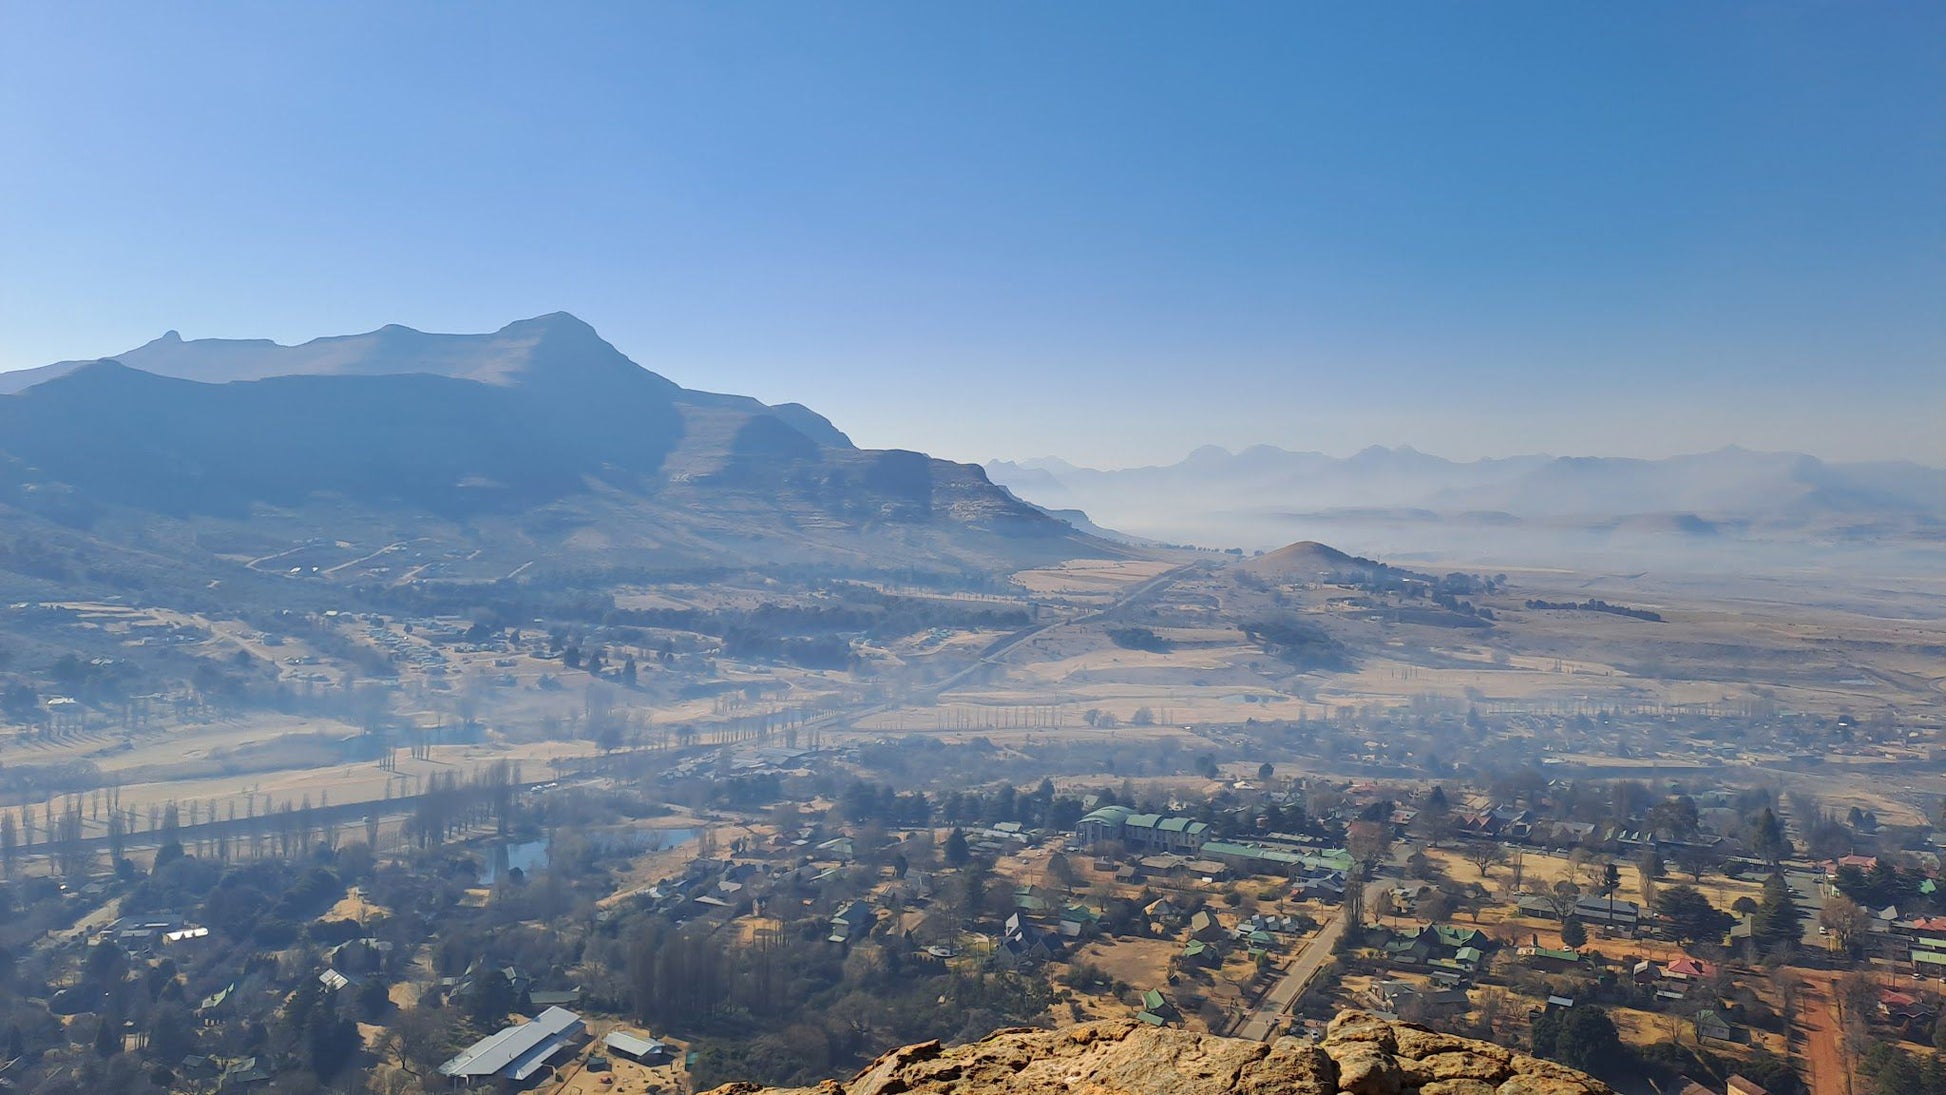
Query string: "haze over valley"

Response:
xmin=988 ymin=445 xmax=1946 ymax=578
xmin=1 ymin=7 xmax=1941 ymax=1095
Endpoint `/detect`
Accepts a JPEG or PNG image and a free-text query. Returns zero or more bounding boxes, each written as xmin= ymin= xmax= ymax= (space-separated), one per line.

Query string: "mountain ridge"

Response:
xmin=0 ymin=315 xmax=1116 ymax=582
xmin=0 ymin=312 xmax=855 ymax=449
xmin=986 ymin=442 xmax=1945 ymax=553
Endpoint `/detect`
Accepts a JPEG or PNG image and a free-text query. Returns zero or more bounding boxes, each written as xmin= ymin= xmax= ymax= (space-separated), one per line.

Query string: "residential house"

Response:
xmin=1895 ymin=915 xmax=1946 ymax=939
xmin=318 ymin=968 xmax=361 ymax=992
xmin=1058 ymin=904 xmax=1100 ymax=939
xmin=198 ymin=982 xmax=237 ymax=1020
xmin=1693 ymin=1008 xmax=1737 ymax=1043
xmin=1822 ymin=854 xmax=1878 ymax=880
xmin=1363 ymin=979 xmax=1469 ymax=1018
xmin=527 ymin=987 xmax=583 ymax=1012
xmin=1144 ymin=897 xmax=1183 ymax=926
xmin=1663 ymin=956 xmax=1716 ymax=982
xmin=1519 ymin=946 xmax=1584 ymax=970
xmin=1384 ymin=925 xmax=1491 ymax=967
xmin=1878 ymin=989 xmax=1936 ymax=1036
xmin=1572 ymin=896 xmax=1640 ymax=931
xmin=997 ymin=912 xmax=1063 ymax=968
xmin=219 ymin=1056 xmax=273 ymax=1090
xmin=1515 ymin=894 xmax=1641 ymax=931
xmin=1136 ymin=988 xmax=1178 ymax=1026
xmin=829 ymin=901 xmax=874 ymax=944
xmin=1181 ymin=939 xmax=1220 ymax=967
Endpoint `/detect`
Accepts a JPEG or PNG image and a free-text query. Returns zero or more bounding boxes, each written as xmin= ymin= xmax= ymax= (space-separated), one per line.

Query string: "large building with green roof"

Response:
xmin=1075 ymin=805 xmax=1209 ymax=854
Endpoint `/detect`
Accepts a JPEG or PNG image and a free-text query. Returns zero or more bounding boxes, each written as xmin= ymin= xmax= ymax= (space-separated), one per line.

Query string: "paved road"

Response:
xmin=799 ymin=560 xmax=1201 ymax=732
xmin=1236 ymin=874 xmax=1392 ymax=1041
xmin=927 ymin=561 xmax=1201 ymax=701
xmin=1236 ymin=907 xmax=1346 ymax=1040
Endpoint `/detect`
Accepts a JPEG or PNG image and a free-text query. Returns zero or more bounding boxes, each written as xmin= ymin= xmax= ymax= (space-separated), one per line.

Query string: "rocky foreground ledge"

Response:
xmin=701 ymin=1010 xmax=1612 ymax=1095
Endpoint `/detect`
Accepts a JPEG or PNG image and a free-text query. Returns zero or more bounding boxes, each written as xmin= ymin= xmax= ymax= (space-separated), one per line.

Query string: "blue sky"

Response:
xmin=2 ymin=3 xmax=1940 ymax=466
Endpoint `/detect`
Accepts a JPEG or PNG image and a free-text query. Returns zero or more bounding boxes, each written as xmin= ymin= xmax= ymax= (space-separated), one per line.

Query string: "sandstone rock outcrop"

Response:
xmin=700 ymin=1011 xmax=1612 ymax=1095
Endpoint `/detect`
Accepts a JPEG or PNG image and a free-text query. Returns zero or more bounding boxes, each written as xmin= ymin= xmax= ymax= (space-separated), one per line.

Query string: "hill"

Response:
xmin=1240 ymin=539 xmax=1373 ymax=579
xmin=701 ymin=1011 xmax=1612 ymax=1095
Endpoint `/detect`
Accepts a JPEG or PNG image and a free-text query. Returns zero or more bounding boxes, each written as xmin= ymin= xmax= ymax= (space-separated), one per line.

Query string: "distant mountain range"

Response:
xmin=987 ymin=444 xmax=1945 ymax=562
xmin=0 ymin=315 xmax=1108 ymax=590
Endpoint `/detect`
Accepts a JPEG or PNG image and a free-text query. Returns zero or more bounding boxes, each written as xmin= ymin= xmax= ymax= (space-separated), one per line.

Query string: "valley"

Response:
xmin=0 ymin=318 xmax=1937 ymax=1095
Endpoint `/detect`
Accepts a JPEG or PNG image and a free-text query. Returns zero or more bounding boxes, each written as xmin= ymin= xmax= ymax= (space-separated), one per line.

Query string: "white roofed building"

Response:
xmin=438 ymin=1006 xmax=584 ymax=1084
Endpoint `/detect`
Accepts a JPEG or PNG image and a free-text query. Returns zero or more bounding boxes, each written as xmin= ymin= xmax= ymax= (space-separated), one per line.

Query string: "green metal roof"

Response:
xmin=1433 ymin=925 xmax=1487 ymax=948
xmin=1079 ymin=805 xmax=1134 ymax=826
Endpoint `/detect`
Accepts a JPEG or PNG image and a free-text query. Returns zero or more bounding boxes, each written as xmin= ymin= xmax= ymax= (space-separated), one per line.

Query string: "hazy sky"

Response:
xmin=2 ymin=4 xmax=1940 ymax=467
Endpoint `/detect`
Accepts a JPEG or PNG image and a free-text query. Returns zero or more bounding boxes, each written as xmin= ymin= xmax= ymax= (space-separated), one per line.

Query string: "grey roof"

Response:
xmin=604 ymin=1030 xmax=666 ymax=1059
xmin=439 ymin=1007 xmax=584 ymax=1079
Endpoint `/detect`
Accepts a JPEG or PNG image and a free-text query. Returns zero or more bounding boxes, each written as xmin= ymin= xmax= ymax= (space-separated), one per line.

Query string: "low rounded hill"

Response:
xmin=1240 ymin=539 xmax=1380 ymax=579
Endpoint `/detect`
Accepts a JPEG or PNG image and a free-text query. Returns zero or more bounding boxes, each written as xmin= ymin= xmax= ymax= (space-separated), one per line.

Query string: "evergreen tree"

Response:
xmin=1749 ymin=807 xmax=1789 ymax=865
xmin=94 ymin=1007 xmax=122 ymax=1058
xmin=1559 ymin=917 xmax=1588 ymax=948
xmin=1531 ymin=1005 xmax=1625 ymax=1079
xmin=306 ymin=994 xmax=359 ymax=1080
xmin=1656 ymin=885 xmax=1734 ymax=945
xmin=1753 ymin=872 xmax=1803 ymax=955
xmin=943 ymin=828 xmax=971 ymax=869
xmin=464 ymin=971 xmax=518 ymax=1028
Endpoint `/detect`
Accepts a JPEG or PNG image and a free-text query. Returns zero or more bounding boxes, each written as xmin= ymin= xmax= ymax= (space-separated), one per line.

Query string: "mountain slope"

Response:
xmin=0 ymin=315 xmax=1113 ymax=580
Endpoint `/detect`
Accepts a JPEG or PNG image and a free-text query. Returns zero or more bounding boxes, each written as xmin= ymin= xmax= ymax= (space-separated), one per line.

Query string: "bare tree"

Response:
xmin=1463 ymin=842 xmax=1506 ymax=879
xmin=1544 ymin=880 xmax=1582 ymax=921
xmin=1346 ymin=821 xmax=1393 ymax=875
xmin=1820 ymin=894 xmax=1870 ymax=956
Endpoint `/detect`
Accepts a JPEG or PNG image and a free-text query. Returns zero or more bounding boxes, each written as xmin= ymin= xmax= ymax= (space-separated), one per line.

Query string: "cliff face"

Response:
xmin=702 ymin=1011 xmax=1612 ymax=1095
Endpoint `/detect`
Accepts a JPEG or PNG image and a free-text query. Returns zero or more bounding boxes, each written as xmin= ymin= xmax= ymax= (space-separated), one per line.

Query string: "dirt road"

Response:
xmin=1796 ymin=975 xmax=1846 ymax=1095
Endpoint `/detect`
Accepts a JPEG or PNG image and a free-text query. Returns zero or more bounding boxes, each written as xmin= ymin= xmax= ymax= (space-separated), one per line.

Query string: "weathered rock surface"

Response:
xmin=700 ymin=1011 xmax=1612 ymax=1095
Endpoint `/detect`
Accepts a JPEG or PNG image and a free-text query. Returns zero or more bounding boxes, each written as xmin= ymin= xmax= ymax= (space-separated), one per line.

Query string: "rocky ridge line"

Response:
xmin=701 ymin=1010 xmax=1612 ymax=1095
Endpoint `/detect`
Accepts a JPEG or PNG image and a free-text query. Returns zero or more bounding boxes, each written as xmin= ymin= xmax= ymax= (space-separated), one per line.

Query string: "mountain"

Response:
xmin=988 ymin=443 xmax=1945 ymax=567
xmin=1 ymin=313 xmax=852 ymax=447
xmin=0 ymin=315 xmax=1113 ymax=585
